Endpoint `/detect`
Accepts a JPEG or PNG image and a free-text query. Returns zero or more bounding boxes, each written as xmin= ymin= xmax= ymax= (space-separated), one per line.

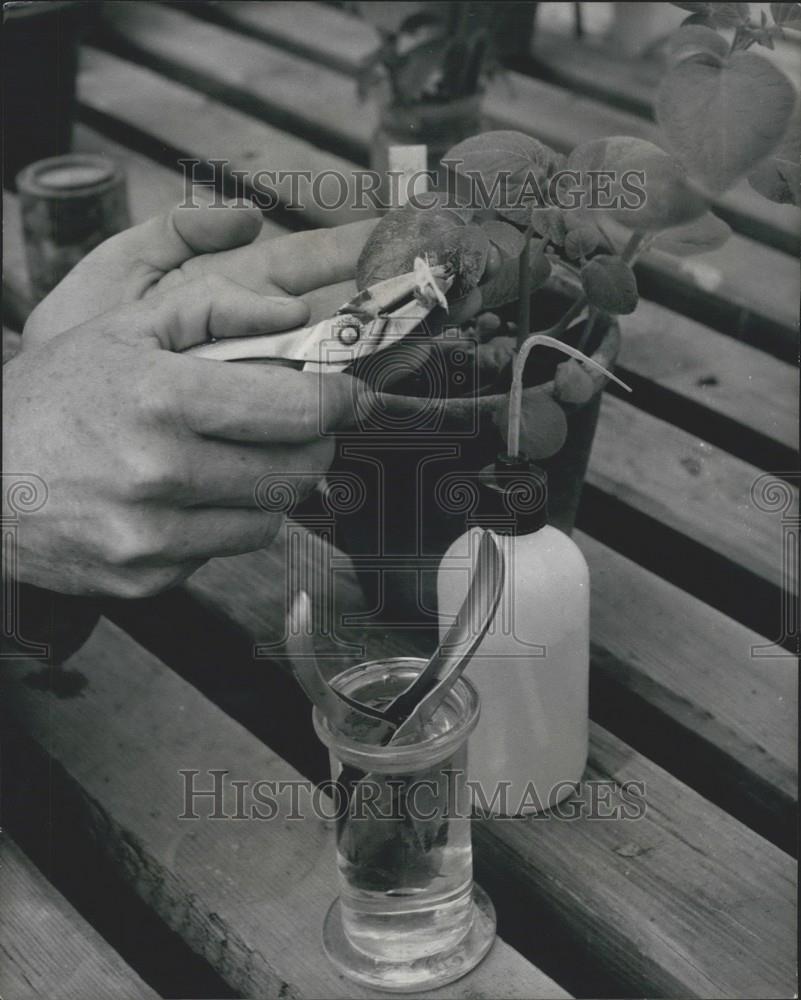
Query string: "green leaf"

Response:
xmin=610 ymin=145 xmax=709 ymax=230
xmin=771 ymin=2 xmax=801 ymax=29
xmin=494 ymin=390 xmax=568 ymax=459
xmin=568 ymin=136 xmax=709 ymax=231
xmin=581 ymin=255 xmax=639 ymax=314
xmin=475 ymin=336 xmax=516 ymax=381
xmin=651 ymin=212 xmax=733 ymax=255
xmin=444 ymin=130 xmax=561 ymax=218
xmin=478 ymin=245 xmax=551 ymax=310
xmin=554 ymin=359 xmax=597 ymax=404
xmin=355 ymin=200 xmax=488 ymax=294
xmin=564 ymin=225 xmax=601 ymax=260
xmin=666 ymin=24 xmax=730 ymax=63
xmin=531 ymin=206 xmax=567 ymax=245
xmin=655 ymin=52 xmax=797 ymax=192
xmin=748 ymin=118 xmax=801 ymax=205
xmin=670 ymin=3 xmax=750 ymax=27
xmin=432 ymin=225 xmax=490 ymax=296
xmin=480 ymin=220 xmax=526 ymax=259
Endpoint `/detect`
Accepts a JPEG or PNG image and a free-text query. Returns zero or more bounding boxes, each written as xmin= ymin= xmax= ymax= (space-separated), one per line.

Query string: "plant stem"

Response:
xmin=621 ymin=229 xmax=646 ymax=264
xmin=550 ymin=292 xmax=587 ymax=340
xmin=516 ymin=224 xmax=537 ymax=348
xmin=506 ymin=333 xmax=630 ymax=458
xmin=577 ymin=306 xmax=599 ymax=352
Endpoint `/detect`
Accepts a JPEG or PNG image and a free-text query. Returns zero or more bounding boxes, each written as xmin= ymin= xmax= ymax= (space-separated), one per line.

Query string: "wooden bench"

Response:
xmin=2 ymin=3 xmax=797 ymax=997
xmin=0 ymin=834 xmax=158 ymax=1000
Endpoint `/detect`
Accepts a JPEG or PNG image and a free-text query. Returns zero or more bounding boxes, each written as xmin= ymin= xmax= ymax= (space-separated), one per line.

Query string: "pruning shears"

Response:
xmin=185 ymin=260 xmax=453 ymax=373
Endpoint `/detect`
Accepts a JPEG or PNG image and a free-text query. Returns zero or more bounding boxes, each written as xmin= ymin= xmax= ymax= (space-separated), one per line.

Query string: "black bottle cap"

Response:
xmin=469 ymin=453 xmax=548 ymax=536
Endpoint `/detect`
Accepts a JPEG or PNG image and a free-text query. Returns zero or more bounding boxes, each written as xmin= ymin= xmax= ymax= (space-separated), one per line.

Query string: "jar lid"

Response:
xmin=469 ymin=454 xmax=548 ymax=536
xmin=16 ymin=154 xmax=122 ymax=199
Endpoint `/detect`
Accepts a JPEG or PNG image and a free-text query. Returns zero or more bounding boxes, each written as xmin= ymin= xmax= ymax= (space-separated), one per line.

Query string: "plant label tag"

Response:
xmin=388 ymin=145 xmax=428 ymax=208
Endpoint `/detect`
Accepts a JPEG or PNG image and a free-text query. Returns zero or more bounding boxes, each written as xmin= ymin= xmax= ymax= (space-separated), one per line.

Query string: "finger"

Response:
xmin=198 ymin=219 xmax=377 ymax=297
xmin=167 ymin=353 xmax=371 ymax=441
xmin=303 ymin=279 xmax=356 ymax=324
xmin=137 ymin=507 xmax=286 ymax=561
xmin=111 ymin=202 xmax=265 ymax=275
xmin=174 ymin=436 xmax=334 ymax=507
xmin=128 ymin=275 xmax=310 ymax=352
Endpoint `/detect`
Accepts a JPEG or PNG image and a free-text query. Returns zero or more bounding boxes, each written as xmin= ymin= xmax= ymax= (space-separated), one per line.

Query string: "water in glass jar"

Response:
xmin=334 ymin=718 xmax=474 ymax=962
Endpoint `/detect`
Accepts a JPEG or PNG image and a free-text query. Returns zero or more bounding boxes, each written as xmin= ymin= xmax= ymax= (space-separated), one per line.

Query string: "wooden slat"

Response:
xmin=474 ymin=722 xmax=797 ymax=999
xmin=151 ymin=529 xmax=798 ymax=998
xmin=0 ymin=834 xmax=158 ymax=1000
xmin=96 ymin=2 xmax=800 ymax=357
xmin=617 ymin=299 xmax=799 ymax=457
xmin=588 ymin=394 xmax=798 ymax=594
xmin=578 ymin=530 xmax=798 ymax=835
xmin=198 ymin=0 xmax=801 ymax=257
xmin=77 ymin=49 xmax=374 ymax=232
xmin=178 ymin=518 xmax=796 ymax=844
xmin=74 ymin=122 xmax=214 ymax=223
xmin=0 ymin=621 xmax=570 ymax=1000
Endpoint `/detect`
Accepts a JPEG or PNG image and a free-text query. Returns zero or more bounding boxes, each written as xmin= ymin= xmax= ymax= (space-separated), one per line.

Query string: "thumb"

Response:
xmin=110 ymin=201 xmax=264 ymax=274
xmin=126 ymin=275 xmax=310 ymax=353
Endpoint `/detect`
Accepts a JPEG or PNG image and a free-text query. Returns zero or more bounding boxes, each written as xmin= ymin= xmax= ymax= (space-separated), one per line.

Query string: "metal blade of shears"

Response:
xmin=183 ymin=264 xmax=453 ymax=372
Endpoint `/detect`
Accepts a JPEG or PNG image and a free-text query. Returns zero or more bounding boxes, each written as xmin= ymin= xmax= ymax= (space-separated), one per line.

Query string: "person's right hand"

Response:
xmin=3 ymin=276 xmax=363 ymax=598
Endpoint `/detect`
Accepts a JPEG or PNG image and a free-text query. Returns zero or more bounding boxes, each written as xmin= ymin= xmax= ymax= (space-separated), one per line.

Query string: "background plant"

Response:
xmin=348 ymin=1 xmax=510 ymax=105
xmin=355 ymin=1 xmax=799 ymax=460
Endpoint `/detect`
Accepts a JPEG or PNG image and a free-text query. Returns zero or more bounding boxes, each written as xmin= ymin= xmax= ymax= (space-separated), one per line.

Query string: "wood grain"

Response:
xmin=588 ymin=394 xmax=798 ymax=593
xmin=0 ymin=834 xmax=158 ymax=1000
xmin=0 ymin=621 xmax=570 ymax=1000
xmin=474 ymin=722 xmax=797 ymax=999
xmin=577 ymin=530 xmax=798 ymax=836
xmin=77 ymin=47 xmax=375 ymax=231
xmin=617 ymin=299 xmax=799 ymax=455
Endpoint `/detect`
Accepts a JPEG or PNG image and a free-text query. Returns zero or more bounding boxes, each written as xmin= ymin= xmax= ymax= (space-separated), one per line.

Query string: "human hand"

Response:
xmin=22 ymin=202 xmax=380 ymax=350
xmin=23 ymin=202 xmax=497 ymax=351
xmin=4 ymin=276 xmax=362 ymax=598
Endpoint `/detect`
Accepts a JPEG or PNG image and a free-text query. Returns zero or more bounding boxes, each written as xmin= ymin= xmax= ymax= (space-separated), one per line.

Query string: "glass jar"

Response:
xmin=313 ymin=656 xmax=495 ymax=992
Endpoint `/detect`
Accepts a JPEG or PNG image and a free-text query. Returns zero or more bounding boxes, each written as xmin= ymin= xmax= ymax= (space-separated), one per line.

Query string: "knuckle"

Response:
xmin=121 ymin=450 xmax=180 ymax=500
xmin=102 ymin=515 xmax=161 ymax=567
xmin=136 ymin=377 xmax=175 ymax=423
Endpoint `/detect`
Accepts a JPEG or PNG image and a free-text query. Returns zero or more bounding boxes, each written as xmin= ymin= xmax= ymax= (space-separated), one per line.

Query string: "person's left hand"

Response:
xmin=22 ymin=203 xmax=379 ymax=351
